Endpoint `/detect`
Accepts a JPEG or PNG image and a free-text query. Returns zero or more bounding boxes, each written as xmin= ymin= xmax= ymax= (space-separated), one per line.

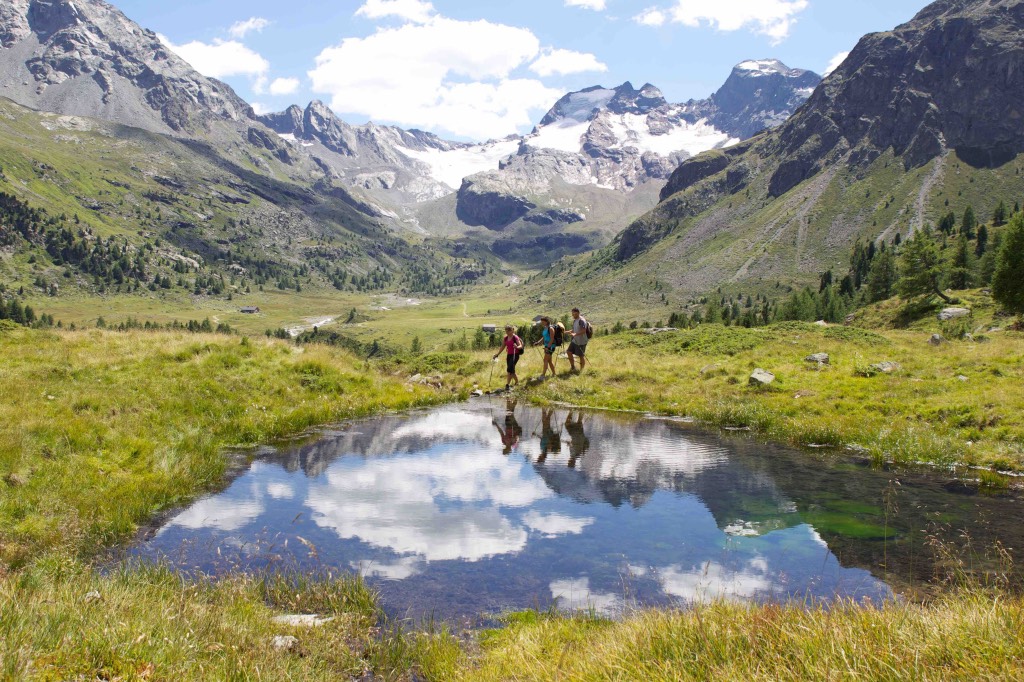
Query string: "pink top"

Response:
xmin=503 ymin=335 xmax=522 ymax=355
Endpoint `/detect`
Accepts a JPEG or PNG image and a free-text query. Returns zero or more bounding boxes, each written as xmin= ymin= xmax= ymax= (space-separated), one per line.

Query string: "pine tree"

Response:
xmin=949 ymin=234 xmax=973 ymax=290
xmin=897 ymin=228 xmax=952 ymax=302
xmin=992 ymin=214 xmax=1024 ymax=315
xmin=976 ymin=224 xmax=989 ymax=257
xmin=866 ymin=249 xmax=898 ymax=302
xmin=961 ymin=206 xmax=977 ymax=238
xmin=993 ymin=200 xmax=1008 ymax=227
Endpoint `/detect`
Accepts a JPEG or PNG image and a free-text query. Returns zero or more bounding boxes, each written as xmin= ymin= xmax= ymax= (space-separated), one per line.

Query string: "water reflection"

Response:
xmin=136 ymin=400 xmax=1023 ymax=621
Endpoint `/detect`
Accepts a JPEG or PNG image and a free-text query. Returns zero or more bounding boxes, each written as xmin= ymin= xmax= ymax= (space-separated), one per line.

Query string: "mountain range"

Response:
xmin=2 ymin=0 xmax=1021 ymax=316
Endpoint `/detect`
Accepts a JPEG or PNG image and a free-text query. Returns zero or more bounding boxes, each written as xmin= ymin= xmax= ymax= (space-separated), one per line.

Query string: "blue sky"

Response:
xmin=113 ymin=0 xmax=931 ymax=141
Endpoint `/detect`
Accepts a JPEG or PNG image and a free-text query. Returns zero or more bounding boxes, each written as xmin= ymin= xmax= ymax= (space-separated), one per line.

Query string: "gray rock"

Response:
xmin=870 ymin=361 xmax=901 ymax=374
xmin=83 ymin=590 xmax=102 ymax=604
xmin=929 ymin=334 xmax=946 ymax=346
xmin=956 ymin=375 xmax=969 ymax=382
xmin=271 ymin=614 xmax=333 ymax=628
xmin=938 ymin=308 xmax=971 ymax=321
xmin=813 ymin=320 xmax=828 ymax=327
xmin=749 ymin=369 xmax=776 ymax=386
xmin=271 ymin=635 xmax=299 ymax=651
xmin=805 ymin=353 xmax=830 ymax=364
xmin=471 ymin=390 xmax=484 ymax=397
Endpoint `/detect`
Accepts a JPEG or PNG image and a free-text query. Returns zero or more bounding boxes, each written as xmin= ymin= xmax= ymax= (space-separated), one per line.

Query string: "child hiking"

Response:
xmin=532 ymin=316 xmax=557 ymax=378
xmin=492 ymin=325 xmax=524 ymax=390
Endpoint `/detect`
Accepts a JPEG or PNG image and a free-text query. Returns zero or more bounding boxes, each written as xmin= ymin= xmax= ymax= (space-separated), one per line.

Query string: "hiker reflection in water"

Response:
xmin=537 ymin=407 xmax=562 ymax=464
xmin=564 ymin=410 xmax=590 ymax=468
xmin=493 ymin=398 xmax=522 ymax=455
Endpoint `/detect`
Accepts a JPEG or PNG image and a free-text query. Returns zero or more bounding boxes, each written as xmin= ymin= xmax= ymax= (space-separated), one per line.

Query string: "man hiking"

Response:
xmin=567 ymin=307 xmax=591 ymax=373
xmin=492 ymin=324 xmax=524 ymax=390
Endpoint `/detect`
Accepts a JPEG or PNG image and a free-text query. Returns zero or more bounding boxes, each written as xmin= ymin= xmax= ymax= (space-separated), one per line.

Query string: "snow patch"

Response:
xmin=527 ymin=119 xmax=590 ymax=154
xmin=276 ymin=132 xmax=296 ymax=142
xmin=397 ymin=139 xmax=520 ymax=189
xmin=556 ymin=88 xmax=616 ymax=122
xmin=606 ymin=113 xmax=738 ymax=156
xmin=736 ymin=59 xmax=787 ymax=76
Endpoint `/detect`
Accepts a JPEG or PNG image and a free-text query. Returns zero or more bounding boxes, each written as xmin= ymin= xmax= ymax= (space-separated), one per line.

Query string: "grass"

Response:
xmin=435 ymin=590 xmax=1024 ymax=681
xmin=1 ymin=322 xmax=1023 ymax=680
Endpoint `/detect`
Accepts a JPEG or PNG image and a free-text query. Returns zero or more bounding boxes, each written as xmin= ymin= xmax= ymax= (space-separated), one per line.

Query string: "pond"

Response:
xmin=131 ymin=400 xmax=1022 ymax=623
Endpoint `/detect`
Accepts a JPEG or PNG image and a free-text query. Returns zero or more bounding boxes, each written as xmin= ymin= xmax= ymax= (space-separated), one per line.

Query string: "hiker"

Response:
xmin=567 ymin=307 xmax=591 ymax=373
xmin=564 ymin=410 xmax=590 ymax=469
xmin=492 ymin=324 xmax=523 ymax=390
xmin=532 ymin=316 xmax=557 ymax=378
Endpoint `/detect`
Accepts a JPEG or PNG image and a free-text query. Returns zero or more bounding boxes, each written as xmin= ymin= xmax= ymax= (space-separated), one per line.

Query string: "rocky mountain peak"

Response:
xmin=702 ymin=60 xmax=821 ymax=139
xmin=765 ymin=0 xmax=1024 ymax=197
xmin=0 ymin=0 xmax=254 ymax=134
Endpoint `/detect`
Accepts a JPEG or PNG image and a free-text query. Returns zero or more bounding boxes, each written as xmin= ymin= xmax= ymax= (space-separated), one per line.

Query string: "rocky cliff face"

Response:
xmin=759 ymin=0 xmax=1024 ymax=198
xmin=0 ymin=0 xmax=253 ymax=135
xmin=602 ymin=0 xmax=1024 ymax=293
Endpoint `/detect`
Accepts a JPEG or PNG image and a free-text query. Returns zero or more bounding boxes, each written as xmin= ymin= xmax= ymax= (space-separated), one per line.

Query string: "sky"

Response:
xmin=111 ymin=0 xmax=931 ymax=142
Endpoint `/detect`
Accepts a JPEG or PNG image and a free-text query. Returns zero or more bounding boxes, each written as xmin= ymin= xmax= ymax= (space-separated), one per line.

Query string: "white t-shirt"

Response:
xmin=571 ymin=317 xmax=589 ymax=346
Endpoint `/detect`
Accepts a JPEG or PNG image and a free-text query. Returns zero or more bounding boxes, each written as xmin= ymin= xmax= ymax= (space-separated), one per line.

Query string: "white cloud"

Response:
xmin=662 ymin=0 xmax=810 ymax=44
xmin=308 ymin=17 xmax=564 ymax=140
xmin=250 ymin=102 xmax=271 ymax=116
xmin=550 ymin=578 xmax=621 ymax=615
xmin=824 ymin=50 xmax=850 ymax=76
xmin=269 ymin=77 xmax=301 ymax=96
xmin=634 ymin=8 xmax=667 ymax=26
xmin=355 ymin=0 xmax=436 ymax=24
xmin=158 ymin=34 xmax=269 ymax=80
xmin=229 ymin=17 xmax=270 ymax=39
xmin=565 ymin=0 xmax=608 ymax=10
xmin=522 ymin=511 xmax=595 ymax=537
xmin=530 ymin=48 xmax=607 ymax=77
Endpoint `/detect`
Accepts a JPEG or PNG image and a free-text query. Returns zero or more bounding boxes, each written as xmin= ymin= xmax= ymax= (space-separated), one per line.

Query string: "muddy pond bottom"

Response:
xmin=131 ymin=400 xmax=1022 ymax=623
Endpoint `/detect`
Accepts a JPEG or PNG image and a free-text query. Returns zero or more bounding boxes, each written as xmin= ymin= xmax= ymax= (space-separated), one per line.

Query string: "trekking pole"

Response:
xmin=488 ymin=356 xmax=496 ymax=389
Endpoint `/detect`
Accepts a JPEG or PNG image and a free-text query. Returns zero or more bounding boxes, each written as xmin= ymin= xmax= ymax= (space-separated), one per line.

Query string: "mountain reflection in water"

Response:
xmin=132 ymin=400 xmax=1022 ymax=621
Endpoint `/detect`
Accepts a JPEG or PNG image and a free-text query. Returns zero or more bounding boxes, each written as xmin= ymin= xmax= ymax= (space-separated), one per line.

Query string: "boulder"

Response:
xmin=870 ymin=361 xmax=901 ymax=374
xmin=805 ymin=353 xmax=830 ymax=364
xmin=938 ymin=308 xmax=971 ymax=321
xmin=271 ymin=635 xmax=299 ymax=652
xmin=929 ymin=334 xmax=946 ymax=346
xmin=749 ymin=369 xmax=776 ymax=386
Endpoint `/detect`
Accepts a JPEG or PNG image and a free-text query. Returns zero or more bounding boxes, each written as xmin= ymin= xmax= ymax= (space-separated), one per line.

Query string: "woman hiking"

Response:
xmin=492 ymin=324 xmax=524 ymax=390
xmin=532 ymin=316 xmax=557 ymax=379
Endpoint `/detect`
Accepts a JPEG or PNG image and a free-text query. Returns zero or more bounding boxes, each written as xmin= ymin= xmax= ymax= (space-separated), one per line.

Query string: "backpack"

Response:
xmin=553 ymin=323 xmax=565 ymax=346
xmin=513 ymin=334 xmax=524 ymax=355
xmin=584 ymin=321 xmax=593 ymax=339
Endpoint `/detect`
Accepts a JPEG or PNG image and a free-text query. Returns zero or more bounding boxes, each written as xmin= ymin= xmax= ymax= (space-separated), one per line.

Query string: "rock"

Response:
xmin=271 ymin=614 xmax=334 ymax=628
xmin=271 ymin=635 xmax=299 ymax=651
xmin=84 ymin=590 xmax=102 ymax=604
xmin=956 ymin=375 xmax=969 ymax=382
xmin=408 ymin=374 xmax=422 ymax=383
xmin=648 ymin=328 xmax=678 ymax=335
xmin=962 ymin=333 xmax=974 ymax=342
xmin=870 ymin=361 xmax=901 ymax=374
xmin=929 ymin=334 xmax=946 ymax=346
xmin=794 ymin=390 xmax=817 ymax=399
xmin=749 ymin=369 xmax=775 ymax=386
xmin=813 ymin=320 xmax=828 ymax=327
xmin=938 ymin=307 xmax=971 ymax=321
xmin=471 ymin=390 xmax=484 ymax=397
xmin=699 ymin=364 xmax=720 ymax=375
xmin=805 ymin=353 xmax=830 ymax=364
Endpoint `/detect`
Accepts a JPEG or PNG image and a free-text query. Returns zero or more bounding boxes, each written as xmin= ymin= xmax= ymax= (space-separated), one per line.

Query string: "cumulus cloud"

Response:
xmin=565 ymin=0 xmax=607 ymax=10
xmin=269 ymin=77 xmax=301 ymax=96
xmin=250 ymin=102 xmax=271 ymax=115
xmin=228 ymin=17 xmax=270 ymax=39
xmin=355 ymin=0 xmax=436 ymax=24
xmin=530 ymin=48 xmax=607 ymax=77
xmin=824 ymin=50 xmax=850 ymax=76
xmin=634 ymin=8 xmax=667 ymax=26
xmin=640 ymin=0 xmax=809 ymax=43
xmin=159 ymin=34 xmax=269 ymax=80
xmin=308 ymin=17 xmax=564 ymax=140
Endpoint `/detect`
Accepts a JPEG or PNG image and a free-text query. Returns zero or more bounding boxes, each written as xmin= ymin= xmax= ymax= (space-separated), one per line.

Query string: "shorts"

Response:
xmin=544 ymin=346 xmax=556 ymax=356
xmin=567 ymin=341 xmax=587 ymax=357
xmin=506 ymin=354 xmax=521 ymax=373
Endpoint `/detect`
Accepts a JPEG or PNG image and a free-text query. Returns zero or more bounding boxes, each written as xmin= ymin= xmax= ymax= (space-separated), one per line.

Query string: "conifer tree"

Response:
xmin=866 ymin=249 xmax=898 ymax=302
xmin=949 ymin=234 xmax=973 ymax=290
xmin=961 ymin=206 xmax=977 ymax=238
xmin=993 ymin=200 xmax=1008 ymax=227
xmin=992 ymin=214 xmax=1024 ymax=315
xmin=897 ymin=228 xmax=952 ymax=302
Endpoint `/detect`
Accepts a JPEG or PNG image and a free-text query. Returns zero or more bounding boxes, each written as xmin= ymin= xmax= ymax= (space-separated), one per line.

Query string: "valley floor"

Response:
xmin=1 ymin=322 xmax=1022 ymax=680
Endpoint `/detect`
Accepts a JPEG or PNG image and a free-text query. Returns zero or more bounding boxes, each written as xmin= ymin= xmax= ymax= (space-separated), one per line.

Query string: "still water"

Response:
xmin=132 ymin=400 xmax=1022 ymax=622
